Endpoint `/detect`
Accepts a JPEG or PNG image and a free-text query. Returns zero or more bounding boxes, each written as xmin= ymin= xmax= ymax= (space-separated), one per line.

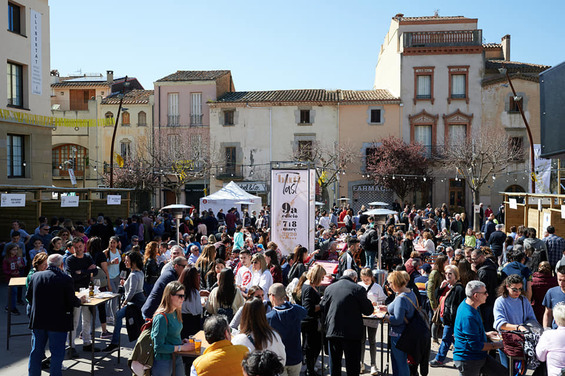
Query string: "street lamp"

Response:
xmin=363 ymin=207 xmax=397 ymax=284
xmin=498 ymin=66 xmax=536 ymax=193
xmin=109 ymin=76 xmax=131 ymax=188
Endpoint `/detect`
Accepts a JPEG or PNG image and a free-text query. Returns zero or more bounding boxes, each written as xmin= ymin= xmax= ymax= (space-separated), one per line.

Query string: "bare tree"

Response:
xmin=365 ymin=137 xmax=429 ymax=206
xmin=440 ymin=125 xmax=524 ymax=230
xmin=291 ymin=141 xmax=357 ymax=206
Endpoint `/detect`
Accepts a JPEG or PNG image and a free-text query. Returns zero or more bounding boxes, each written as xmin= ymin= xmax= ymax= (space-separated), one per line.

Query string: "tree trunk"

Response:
xmin=321 ymin=185 xmax=331 ymax=211
xmin=473 ymin=189 xmax=480 ymax=232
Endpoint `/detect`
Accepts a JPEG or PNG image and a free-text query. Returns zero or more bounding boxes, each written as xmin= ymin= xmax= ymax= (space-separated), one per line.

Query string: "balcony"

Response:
xmin=404 ymin=30 xmax=482 ymax=48
xmin=215 ymin=164 xmax=244 ymax=180
xmin=421 ymin=145 xmax=446 ymax=160
xmin=190 ymin=114 xmax=203 ymax=126
xmin=167 ymin=114 xmax=180 ymax=127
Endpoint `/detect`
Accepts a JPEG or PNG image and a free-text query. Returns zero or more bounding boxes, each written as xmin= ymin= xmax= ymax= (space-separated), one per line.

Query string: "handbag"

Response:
xmin=431 ymin=306 xmax=442 ymax=325
xmin=92 ymin=266 xmax=108 ymax=288
xmin=395 ymin=293 xmax=431 ymax=363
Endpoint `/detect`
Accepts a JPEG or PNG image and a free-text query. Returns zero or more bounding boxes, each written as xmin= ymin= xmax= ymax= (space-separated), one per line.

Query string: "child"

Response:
xmin=3 ymin=244 xmax=25 ymax=315
xmin=28 ymin=239 xmax=47 ymax=261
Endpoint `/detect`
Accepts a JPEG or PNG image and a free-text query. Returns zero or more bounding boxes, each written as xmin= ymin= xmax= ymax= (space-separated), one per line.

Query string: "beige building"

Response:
xmin=0 ymin=0 xmax=52 ymax=186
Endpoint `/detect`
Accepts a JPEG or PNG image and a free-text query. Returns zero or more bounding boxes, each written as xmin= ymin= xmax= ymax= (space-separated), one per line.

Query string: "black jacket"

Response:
xmin=489 ymin=231 xmax=506 ymax=256
xmin=27 ymin=266 xmax=81 ymax=332
xmin=477 ymin=258 xmax=498 ymax=306
xmin=437 ymin=282 xmax=466 ymax=326
xmin=361 ymin=228 xmax=379 ymax=252
xmin=321 ymin=277 xmax=373 ymax=340
xmin=401 ymin=239 xmax=414 ymax=261
xmin=336 ymin=251 xmax=360 ymax=279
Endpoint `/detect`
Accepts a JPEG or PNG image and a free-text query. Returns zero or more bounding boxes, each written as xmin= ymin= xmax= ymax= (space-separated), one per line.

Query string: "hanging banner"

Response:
xmin=30 ymin=9 xmax=42 ymax=95
xmin=61 ymin=196 xmax=79 ymax=207
xmin=534 ymin=144 xmax=551 ymax=193
xmin=271 ymin=169 xmax=315 ymax=256
xmin=68 ymin=168 xmax=77 ymax=185
xmin=1 ymin=193 xmax=26 ymax=207
xmin=107 ymin=195 xmax=122 ymax=205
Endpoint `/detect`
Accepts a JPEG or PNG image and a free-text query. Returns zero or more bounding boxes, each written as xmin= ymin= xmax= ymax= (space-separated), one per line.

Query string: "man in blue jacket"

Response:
xmin=266 ymin=283 xmax=307 ymax=376
xmin=141 ymin=256 xmax=187 ymax=319
xmin=27 ymin=254 xmax=84 ymax=376
xmin=453 ymin=280 xmax=506 ymax=375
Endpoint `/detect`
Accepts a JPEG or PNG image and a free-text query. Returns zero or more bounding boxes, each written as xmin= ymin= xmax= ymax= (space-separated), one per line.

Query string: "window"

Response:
xmin=370 ymin=109 xmax=382 ymax=123
xmin=105 ymin=111 xmax=114 ymax=119
xmin=300 ymin=110 xmax=311 ymax=124
xmin=122 ymin=111 xmax=130 ymax=126
xmin=69 ymin=89 xmax=95 ymax=111
xmin=509 ymin=96 xmax=522 ymax=113
xmin=297 ymin=140 xmax=313 ymax=161
xmin=8 ymin=2 xmax=21 ymax=34
xmin=168 ymin=93 xmax=179 ymax=126
xmin=7 ymin=134 xmax=25 ymax=178
xmin=448 ymin=124 xmax=467 ymax=145
xmin=137 ymin=111 xmax=147 ymax=126
xmin=365 ymin=147 xmax=378 ymax=170
xmin=414 ymin=125 xmax=432 ymax=157
xmin=52 ymin=144 xmax=87 ymax=176
xmin=509 ymin=137 xmax=524 ymax=161
xmin=225 ymin=147 xmax=236 ymax=174
xmin=224 ymin=110 xmax=235 ymax=126
xmin=448 ymin=66 xmax=469 ymax=103
xmin=191 ymin=93 xmax=202 ymax=125
xmin=120 ymin=140 xmax=131 ymax=161
xmin=413 ymin=67 xmax=434 ymax=104
xmin=7 ymin=62 xmax=23 ymax=107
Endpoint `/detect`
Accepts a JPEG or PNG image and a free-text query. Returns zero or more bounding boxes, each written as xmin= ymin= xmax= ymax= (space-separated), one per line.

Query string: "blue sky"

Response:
xmin=50 ymin=0 xmax=565 ymax=91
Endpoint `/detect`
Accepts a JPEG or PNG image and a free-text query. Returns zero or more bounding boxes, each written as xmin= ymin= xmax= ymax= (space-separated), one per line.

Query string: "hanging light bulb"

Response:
xmin=392 ymin=175 xmax=395 ymax=180
xmin=423 ymin=177 xmax=427 ymax=182
xmin=492 ymin=175 xmax=496 ymax=180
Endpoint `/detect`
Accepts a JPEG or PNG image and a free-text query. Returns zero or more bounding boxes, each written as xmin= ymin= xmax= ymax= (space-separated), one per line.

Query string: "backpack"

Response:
xmin=395 ymin=293 xmax=431 ymax=363
xmin=360 ymin=229 xmax=375 ymax=250
xmin=128 ymin=313 xmax=167 ymax=376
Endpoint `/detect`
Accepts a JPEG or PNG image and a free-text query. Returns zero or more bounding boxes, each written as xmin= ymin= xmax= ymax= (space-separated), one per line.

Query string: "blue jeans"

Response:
xmin=111 ymin=305 xmax=127 ymax=344
xmin=391 ymin=335 xmax=410 ymax=376
xmin=152 ymin=357 xmax=185 ymax=376
xmin=435 ymin=325 xmax=454 ymax=362
xmin=365 ymin=250 xmax=377 ymax=269
xmin=29 ymin=329 xmax=67 ymax=376
xmin=498 ymin=349 xmax=509 ymax=368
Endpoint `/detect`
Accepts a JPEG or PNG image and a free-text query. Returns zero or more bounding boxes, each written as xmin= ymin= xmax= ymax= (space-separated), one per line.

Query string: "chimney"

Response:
xmin=501 ymin=35 xmax=510 ymax=61
xmin=106 ymin=70 xmax=114 ymax=83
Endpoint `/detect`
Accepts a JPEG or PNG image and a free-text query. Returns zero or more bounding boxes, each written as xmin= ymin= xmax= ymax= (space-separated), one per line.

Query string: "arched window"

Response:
xmin=120 ymin=140 xmax=132 ymax=161
xmin=52 ymin=144 xmax=88 ymax=176
xmin=138 ymin=111 xmax=147 ymax=126
xmin=105 ymin=111 xmax=114 ymax=119
xmin=122 ymin=111 xmax=130 ymax=126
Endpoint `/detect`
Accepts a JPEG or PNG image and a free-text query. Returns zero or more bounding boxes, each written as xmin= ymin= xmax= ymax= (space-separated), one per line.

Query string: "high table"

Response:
xmin=311 ymin=260 xmax=338 ymax=287
xmin=363 ymin=308 xmax=390 ymax=376
xmin=172 ymin=330 xmax=208 ymax=376
xmin=79 ymin=292 xmax=121 ymax=376
xmin=6 ymin=276 xmax=28 ymax=350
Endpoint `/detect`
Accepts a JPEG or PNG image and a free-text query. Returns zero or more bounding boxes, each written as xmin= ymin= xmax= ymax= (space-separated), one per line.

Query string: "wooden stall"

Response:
xmin=503 ymin=192 xmax=565 ymax=237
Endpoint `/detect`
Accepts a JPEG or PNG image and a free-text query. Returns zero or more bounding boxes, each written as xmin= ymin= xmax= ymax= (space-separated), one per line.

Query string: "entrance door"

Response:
xmin=225 ymin=147 xmax=236 ymax=175
xmin=449 ymin=179 xmax=465 ymax=212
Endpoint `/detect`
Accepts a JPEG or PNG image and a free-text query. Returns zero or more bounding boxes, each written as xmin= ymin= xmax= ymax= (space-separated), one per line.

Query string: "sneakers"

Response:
xmin=429 ymin=359 xmax=444 ymax=367
xmin=100 ymin=331 xmax=113 ymax=339
xmin=371 ymin=365 xmax=379 ymax=375
xmin=41 ymin=359 xmax=51 ymax=370
xmin=104 ymin=343 xmax=119 ymax=352
xmin=82 ymin=344 xmax=103 ymax=352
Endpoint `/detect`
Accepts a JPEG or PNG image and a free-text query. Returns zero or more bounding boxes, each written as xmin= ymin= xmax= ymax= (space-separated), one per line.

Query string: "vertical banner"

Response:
xmin=30 ymin=9 xmax=42 ymax=95
xmin=308 ymin=169 xmax=316 ymax=255
xmin=534 ymin=144 xmax=551 ymax=193
xmin=271 ymin=169 xmax=314 ymax=256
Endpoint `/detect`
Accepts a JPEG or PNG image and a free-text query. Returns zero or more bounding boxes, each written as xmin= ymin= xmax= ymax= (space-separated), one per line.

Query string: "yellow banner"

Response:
xmin=0 ymin=109 xmax=114 ymax=127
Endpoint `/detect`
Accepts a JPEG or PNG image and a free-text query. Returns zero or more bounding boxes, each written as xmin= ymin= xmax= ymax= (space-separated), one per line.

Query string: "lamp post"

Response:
xmin=109 ymin=76 xmax=130 ymax=188
xmin=499 ymin=66 xmax=536 ymax=193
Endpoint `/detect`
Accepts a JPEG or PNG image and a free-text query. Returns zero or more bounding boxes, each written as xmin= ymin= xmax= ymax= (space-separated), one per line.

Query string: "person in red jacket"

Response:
xmin=3 ymin=244 xmax=25 ymax=315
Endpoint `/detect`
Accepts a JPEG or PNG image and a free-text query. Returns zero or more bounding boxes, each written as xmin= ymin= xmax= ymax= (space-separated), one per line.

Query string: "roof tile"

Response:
xmin=101 ymin=90 xmax=153 ymax=105
xmin=156 ymin=70 xmax=231 ymax=82
xmin=215 ymin=89 xmax=398 ymax=104
xmin=485 ymin=60 xmax=551 ymax=73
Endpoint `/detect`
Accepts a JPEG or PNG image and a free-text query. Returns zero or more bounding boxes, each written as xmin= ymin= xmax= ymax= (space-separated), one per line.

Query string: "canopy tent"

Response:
xmin=199 ymin=181 xmax=262 ymax=216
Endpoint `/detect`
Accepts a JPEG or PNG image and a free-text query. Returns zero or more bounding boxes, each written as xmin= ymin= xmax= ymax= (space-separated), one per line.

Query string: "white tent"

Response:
xmin=199 ymin=181 xmax=262 ymax=216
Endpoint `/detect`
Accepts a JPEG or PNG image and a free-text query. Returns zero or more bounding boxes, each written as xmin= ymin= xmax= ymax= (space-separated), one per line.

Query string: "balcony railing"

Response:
xmin=404 ymin=30 xmax=482 ymax=48
xmin=421 ymin=145 xmax=446 ymax=159
xmin=215 ymin=164 xmax=244 ymax=180
xmin=190 ymin=114 xmax=203 ymax=126
xmin=167 ymin=114 xmax=180 ymax=127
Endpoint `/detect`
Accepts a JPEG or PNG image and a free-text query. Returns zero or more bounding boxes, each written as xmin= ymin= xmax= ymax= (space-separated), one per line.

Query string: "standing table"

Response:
xmin=363 ymin=308 xmax=391 ymax=375
xmin=172 ymin=330 xmax=208 ymax=376
xmin=6 ymin=276 xmax=29 ymax=350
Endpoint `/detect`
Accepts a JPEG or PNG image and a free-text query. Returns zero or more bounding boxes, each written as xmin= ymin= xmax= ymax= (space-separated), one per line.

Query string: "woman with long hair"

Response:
xmin=232 ymin=298 xmax=286 ymax=364
xmin=288 ymin=246 xmax=308 ymax=282
xmin=205 ymin=268 xmax=244 ymax=321
xmin=104 ymin=251 xmax=146 ymax=351
xmin=151 ymin=281 xmax=194 ymax=376
xmin=87 ymin=236 xmax=112 ymax=338
xmin=179 ymin=267 xmax=203 ymax=338
xmin=427 ymin=254 xmax=447 ymax=343
xmin=292 ymin=273 xmax=308 ymax=305
xmin=301 ymin=265 xmax=326 ymax=376
xmin=105 ymin=235 xmax=122 ymax=319
xmin=230 ymin=285 xmax=266 ymax=330
xmin=457 ymin=258 xmax=477 ymax=287
xmin=204 ymin=259 xmax=225 ymax=291
xmin=250 ymin=253 xmax=273 ymax=293
xmin=195 ymin=245 xmax=216 ymax=288
xmin=143 ymin=241 xmax=160 ymax=295
xmin=359 ymin=268 xmax=386 ymax=375
xmin=531 ymin=261 xmax=557 ymax=324
xmin=264 ymin=249 xmax=282 ymax=284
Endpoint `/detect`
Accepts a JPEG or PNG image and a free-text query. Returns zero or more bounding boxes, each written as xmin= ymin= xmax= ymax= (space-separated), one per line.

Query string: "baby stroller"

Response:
xmin=500 ymin=326 xmax=543 ymax=376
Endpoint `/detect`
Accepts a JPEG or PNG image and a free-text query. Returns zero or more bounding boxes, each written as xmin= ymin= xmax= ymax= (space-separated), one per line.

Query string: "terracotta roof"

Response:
xmin=101 ymin=90 xmax=154 ymax=105
xmin=156 ymin=70 xmax=231 ymax=82
xmin=399 ymin=15 xmax=471 ymax=21
xmin=483 ymin=43 xmax=501 ymax=49
xmin=214 ymin=89 xmax=398 ymax=104
xmin=51 ymin=81 xmax=110 ymax=88
xmin=485 ymin=60 xmax=551 ymax=73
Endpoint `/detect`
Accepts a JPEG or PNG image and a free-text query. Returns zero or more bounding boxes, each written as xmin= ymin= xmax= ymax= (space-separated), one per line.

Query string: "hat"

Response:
xmin=168 ymin=240 xmax=177 ymax=246
xmin=419 ymin=263 xmax=432 ymax=273
xmin=182 ymin=233 xmax=189 ymax=238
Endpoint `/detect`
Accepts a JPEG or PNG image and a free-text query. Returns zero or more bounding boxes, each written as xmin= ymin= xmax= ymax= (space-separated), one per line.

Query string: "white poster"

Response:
xmin=509 ymin=198 xmax=518 ymax=210
xmin=30 ymin=9 xmax=42 ymax=95
xmin=68 ymin=168 xmax=77 ymax=185
xmin=61 ymin=196 xmax=79 ymax=207
xmin=1 ymin=193 xmax=26 ymax=207
xmin=543 ymin=211 xmax=552 ymax=230
xmin=271 ymin=169 xmax=314 ymax=256
xmin=474 ymin=204 xmax=481 ymax=214
xmin=562 ymin=205 xmax=565 ymax=220
xmin=534 ymin=144 xmax=551 ymax=193
xmin=107 ymin=195 xmax=122 ymax=205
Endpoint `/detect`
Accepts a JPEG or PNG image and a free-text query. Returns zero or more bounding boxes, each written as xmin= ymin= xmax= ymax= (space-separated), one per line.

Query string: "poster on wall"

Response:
xmin=107 ymin=195 xmax=122 ymax=205
xmin=61 ymin=196 xmax=79 ymax=207
xmin=543 ymin=211 xmax=552 ymax=230
xmin=1 ymin=194 xmax=26 ymax=207
xmin=270 ymin=169 xmax=315 ymax=256
xmin=509 ymin=198 xmax=518 ymax=210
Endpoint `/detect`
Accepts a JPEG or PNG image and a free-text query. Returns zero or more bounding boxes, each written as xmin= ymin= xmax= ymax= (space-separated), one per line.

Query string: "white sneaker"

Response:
xmin=371 ymin=365 xmax=379 ymax=375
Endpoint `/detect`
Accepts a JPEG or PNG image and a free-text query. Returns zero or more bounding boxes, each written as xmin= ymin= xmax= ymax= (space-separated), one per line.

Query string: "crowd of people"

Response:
xmin=5 ymin=200 xmax=565 ymax=376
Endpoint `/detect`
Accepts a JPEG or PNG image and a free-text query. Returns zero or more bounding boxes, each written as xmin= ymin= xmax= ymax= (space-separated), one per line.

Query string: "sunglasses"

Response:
xmin=509 ymin=287 xmax=521 ymax=292
xmin=173 ymin=294 xmax=185 ymax=299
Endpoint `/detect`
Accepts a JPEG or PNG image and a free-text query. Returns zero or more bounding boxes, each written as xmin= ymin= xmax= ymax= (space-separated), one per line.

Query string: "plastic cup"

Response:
xmin=194 ymin=340 xmax=201 ymax=352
